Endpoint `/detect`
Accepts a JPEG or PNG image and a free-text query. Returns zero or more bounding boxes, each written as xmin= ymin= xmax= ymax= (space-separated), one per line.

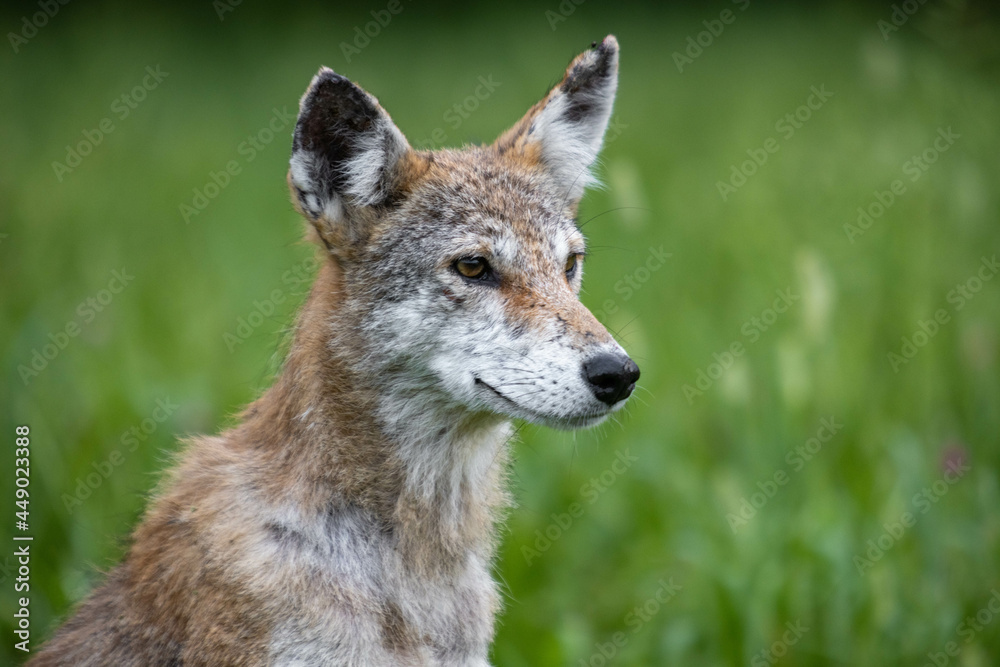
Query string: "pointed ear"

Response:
xmin=495 ymin=35 xmax=619 ymax=204
xmin=288 ymin=68 xmax=416 ymax=247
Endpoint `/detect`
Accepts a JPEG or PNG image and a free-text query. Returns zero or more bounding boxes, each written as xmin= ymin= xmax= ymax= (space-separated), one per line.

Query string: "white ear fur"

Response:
xmin=533 ymin=86 xmax=616 ymax=200
xmin=504 ymin=36 xmax=620 ymax=203
xmin=339 ymin=119 xmax=410 ymax=208
xmin=289 ymin=68 xmax=410 ymax=225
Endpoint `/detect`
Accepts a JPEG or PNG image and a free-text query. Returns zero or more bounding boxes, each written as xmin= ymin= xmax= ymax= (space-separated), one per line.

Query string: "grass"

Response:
xmin=2 ymin=2 xmax=999 ymax=665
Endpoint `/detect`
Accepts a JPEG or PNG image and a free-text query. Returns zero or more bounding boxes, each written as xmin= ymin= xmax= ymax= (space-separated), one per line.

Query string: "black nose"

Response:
xmin=582 ymin=353 xmax=640 ymax=405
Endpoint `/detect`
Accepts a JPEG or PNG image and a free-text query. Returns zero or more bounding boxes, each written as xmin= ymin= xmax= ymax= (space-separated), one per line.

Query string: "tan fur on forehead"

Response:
xmin=409 ymin=148 xmax=572 ymax=220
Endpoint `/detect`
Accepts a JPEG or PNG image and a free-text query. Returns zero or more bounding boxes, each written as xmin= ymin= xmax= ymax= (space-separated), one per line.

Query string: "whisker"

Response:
xmin=505 ymin=388 xmax=548 ymax=399
xmin=605 ymin=315 xmax=640 ymax=340
xmin=491 ymin=341 xmax=532 ymax=358
xmin=497 ymin=366 xmax=540 ymax=375
xmin=578 ymin=206 xmax=652 ymax=230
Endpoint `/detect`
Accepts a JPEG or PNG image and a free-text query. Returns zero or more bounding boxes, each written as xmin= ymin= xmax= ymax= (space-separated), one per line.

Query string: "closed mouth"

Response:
xmin=473 ymin=377 xmax=608 ymax=429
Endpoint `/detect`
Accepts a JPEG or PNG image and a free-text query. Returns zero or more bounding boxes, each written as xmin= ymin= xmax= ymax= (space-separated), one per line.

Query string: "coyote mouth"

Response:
xmin=473 ymin=377 xmax=509 ymax=401
xmin=473 ymin=377 xmax=608 ymax=430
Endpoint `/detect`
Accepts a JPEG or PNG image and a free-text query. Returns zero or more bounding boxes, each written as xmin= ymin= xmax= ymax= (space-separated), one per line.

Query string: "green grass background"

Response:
xmin=2 ymin=1 xmax=999 ymax=664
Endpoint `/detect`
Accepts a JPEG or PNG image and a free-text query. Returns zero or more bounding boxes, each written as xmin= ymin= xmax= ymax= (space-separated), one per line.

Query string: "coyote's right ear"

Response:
xmin=495 ymin=35 xmax=619 ymax=206
xmin=289 ymin=68 xmax=417 ymax=248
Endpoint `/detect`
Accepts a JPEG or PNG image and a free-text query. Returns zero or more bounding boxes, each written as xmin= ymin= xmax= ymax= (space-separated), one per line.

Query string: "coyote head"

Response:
xmin=288 ymin=36 xmax=638 ymax=432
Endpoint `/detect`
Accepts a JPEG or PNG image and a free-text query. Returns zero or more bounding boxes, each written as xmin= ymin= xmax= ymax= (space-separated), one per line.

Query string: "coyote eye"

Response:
xmin=565 ymin=254 xmax=581 ymax=278
xmin=454 ymin=257 xmax=490 ymax=280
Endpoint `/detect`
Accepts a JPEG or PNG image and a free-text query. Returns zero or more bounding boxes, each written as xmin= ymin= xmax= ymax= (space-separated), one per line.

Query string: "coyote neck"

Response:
xmin=237 ymin=259 xmax=512 ymax=572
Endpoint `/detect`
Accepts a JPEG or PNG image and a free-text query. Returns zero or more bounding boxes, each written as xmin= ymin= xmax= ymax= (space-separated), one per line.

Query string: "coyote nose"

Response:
xmin=582 ymin=353 xmax=640 ymax=405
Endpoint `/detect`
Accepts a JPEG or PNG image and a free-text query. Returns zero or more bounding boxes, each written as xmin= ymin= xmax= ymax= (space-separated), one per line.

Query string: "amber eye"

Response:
xmin=565 ymin=254 xmax=580 ymax=277
xmin=455 ymin=257 xmax=489 ymax=280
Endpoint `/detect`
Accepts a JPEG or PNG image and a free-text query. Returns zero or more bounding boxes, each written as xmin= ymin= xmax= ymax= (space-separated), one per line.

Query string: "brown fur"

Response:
xmin=31 ymin=35 xmax=626 ymax=666
xmin=32 ymin=256 xmax=504 ymax=664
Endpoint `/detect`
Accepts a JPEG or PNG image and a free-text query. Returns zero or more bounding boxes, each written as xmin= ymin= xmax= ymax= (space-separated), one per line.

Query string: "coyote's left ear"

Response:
xmin=288 ymin=68 xmax=418 ymax=250
xmin=495 ymin=35 xmax=619 ymax=204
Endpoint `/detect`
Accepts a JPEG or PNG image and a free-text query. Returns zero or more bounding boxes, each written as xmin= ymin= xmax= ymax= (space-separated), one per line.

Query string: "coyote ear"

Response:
xmin=495 ymin=35 xmax=619 ymax=204
xmin=289 ymin=68 xmax=413 ymax=244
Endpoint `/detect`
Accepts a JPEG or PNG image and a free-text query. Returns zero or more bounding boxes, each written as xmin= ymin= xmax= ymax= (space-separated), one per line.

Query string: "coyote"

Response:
xmin=32 ymin=35 xmax=638 ymax=666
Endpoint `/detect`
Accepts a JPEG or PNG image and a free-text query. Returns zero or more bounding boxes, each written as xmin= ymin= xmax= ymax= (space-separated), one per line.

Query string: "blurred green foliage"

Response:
xmin=2 ymin=1 xmax=999 ymax=665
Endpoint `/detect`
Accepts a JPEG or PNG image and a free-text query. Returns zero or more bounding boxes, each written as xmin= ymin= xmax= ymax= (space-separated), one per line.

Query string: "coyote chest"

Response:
xmin=260 ymin=507 xmax=498 ymax=666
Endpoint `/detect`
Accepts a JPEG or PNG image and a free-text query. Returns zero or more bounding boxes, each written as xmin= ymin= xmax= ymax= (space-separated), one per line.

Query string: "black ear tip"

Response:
xmin=563 ymin=35 xmax=618 ymax=94
xmin=300 ymin=67 xmax=335 ymax=111
xmin=590 ymin=35 xmax=619 ymax=76
xmin=299 ymin=68 xmax=378 ymax=129
xmin=307 ymin=67 xmax=349 ymax=95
